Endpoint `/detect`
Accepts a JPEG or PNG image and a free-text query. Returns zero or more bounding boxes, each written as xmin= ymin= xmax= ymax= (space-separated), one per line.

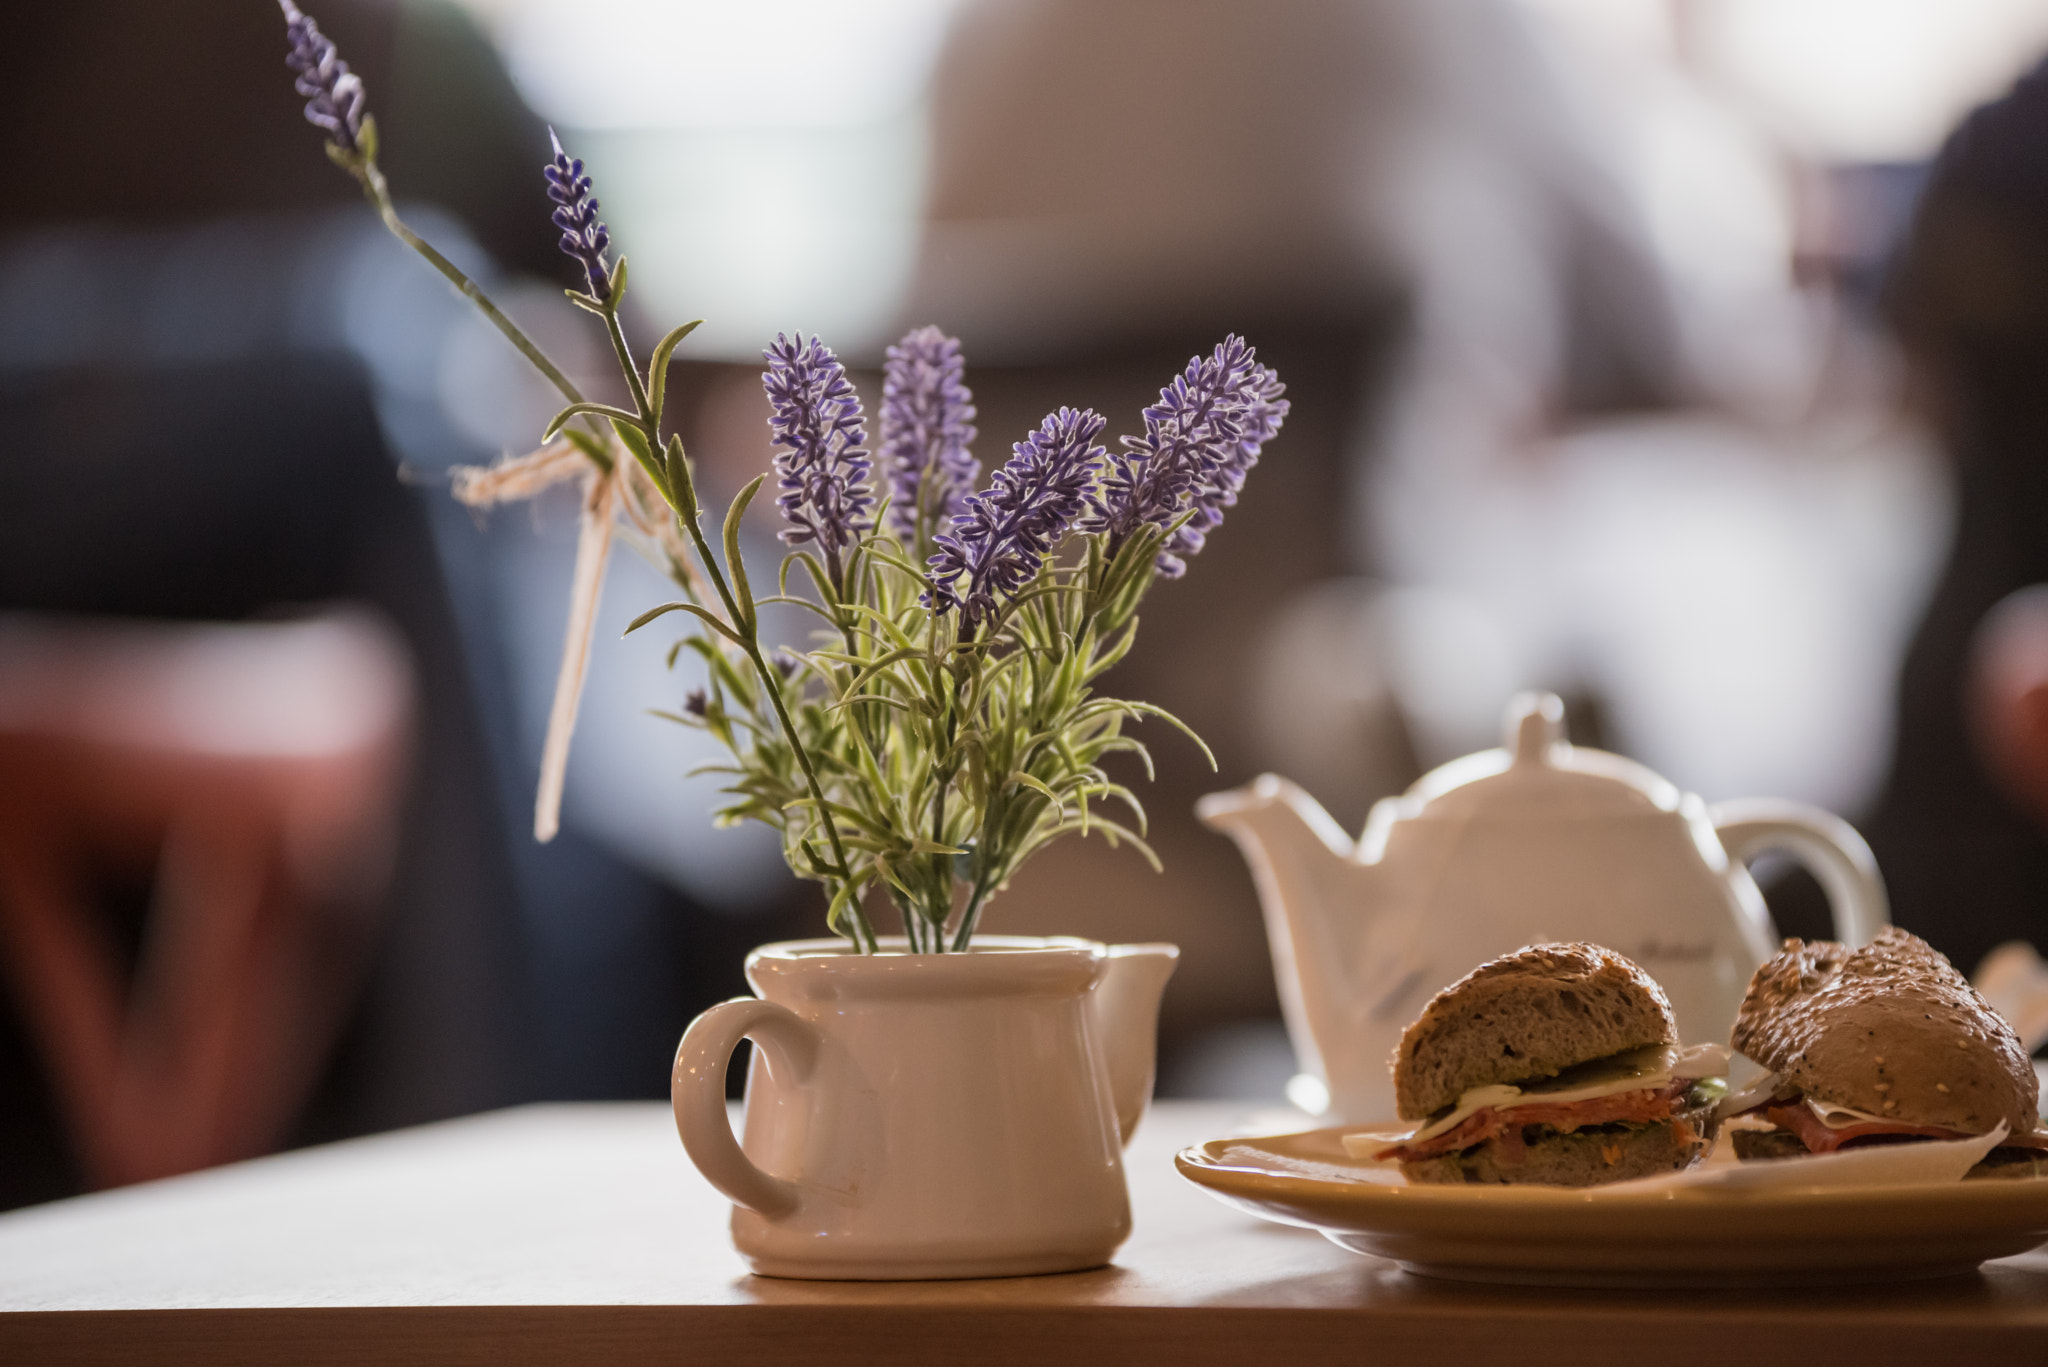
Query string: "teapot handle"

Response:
xmin=671 ymin=998 xmax=821 ymax=1219
xmin=1709 ymin=798 xmax=1890 ymax=947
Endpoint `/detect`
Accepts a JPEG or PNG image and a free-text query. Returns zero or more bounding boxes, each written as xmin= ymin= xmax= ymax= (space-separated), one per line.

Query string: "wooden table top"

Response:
xmin=3 ymin=1100 xmax=2046 ymax=1365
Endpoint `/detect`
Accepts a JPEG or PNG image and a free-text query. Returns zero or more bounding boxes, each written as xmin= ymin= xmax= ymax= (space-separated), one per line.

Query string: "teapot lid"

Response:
xmin=1397 ymin=692 xmax=1684 ymax=822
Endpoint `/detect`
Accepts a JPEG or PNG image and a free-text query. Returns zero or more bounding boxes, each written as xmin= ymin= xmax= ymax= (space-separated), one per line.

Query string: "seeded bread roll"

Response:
xmin=1392 ymin=943 xmax=1679 ymax=1120
xmin=1730 ymin=927 xmax=2039 ymax=1135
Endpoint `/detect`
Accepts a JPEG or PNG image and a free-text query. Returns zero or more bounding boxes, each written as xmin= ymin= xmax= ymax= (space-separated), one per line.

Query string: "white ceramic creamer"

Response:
xmin=672 ymin=936 xmax=1177 ymax=1280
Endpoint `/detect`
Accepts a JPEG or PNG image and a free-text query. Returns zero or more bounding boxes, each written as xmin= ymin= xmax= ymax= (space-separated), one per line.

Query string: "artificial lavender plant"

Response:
xmin=276 ymin=0 xmax=879 ymax=947
xmin=643 ymin=333 xmax=1285 ymax=950
xmin=280 ymin=4 xmax=1285 ymax=952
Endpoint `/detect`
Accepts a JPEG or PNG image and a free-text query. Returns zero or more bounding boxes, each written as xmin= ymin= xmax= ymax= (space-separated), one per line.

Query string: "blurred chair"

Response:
xmin=0 ymin=611 xmax=411 ymax=1187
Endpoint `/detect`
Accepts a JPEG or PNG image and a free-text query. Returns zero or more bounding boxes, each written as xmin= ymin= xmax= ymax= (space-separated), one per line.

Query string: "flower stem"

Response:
xmin=926 ymin=651 xmax=972 ymax=951
xmin=601 ymin=307 xmax=656 ymax=437
xmin=597 ymin=299 xmax=876 ymax=952
xmin=353 ymin=150 xmax=873 ymax=950
xmin=951 ymin=872 xmax=994 ymax=952
xmin=355 ymin=160 xmax=588 ymax=412
xmin=688 ymin=498 xmax=874 ymax=949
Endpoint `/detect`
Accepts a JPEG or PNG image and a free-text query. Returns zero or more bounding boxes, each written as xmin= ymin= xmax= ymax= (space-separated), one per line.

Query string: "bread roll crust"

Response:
xmin=1731 ymin=927 xmax=2039 ymax=1135
xmin=1392 ymin=942 xmax=1679 ymax=1119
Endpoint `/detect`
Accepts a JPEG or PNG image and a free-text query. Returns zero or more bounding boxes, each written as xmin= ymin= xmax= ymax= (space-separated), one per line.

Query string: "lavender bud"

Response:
xmin=544 ymin=129 xmax=612 ymax=299
xmin=682 ymin=688 xmax=708 ymax=718
xmin=762 ymin=333 xmax=875 ymax=579
xmin=878 ymin=326 xmax=979 ymax=538
xmin=279 ymin=1 xmax=366 ymax=154
xmin=1083 ymin=335 xmax=1271 ymax=577
xmin=1163 ymin=360 xmax=1288 ymax=572
xmin=926 ymin=407 xmax=1106 ymax=627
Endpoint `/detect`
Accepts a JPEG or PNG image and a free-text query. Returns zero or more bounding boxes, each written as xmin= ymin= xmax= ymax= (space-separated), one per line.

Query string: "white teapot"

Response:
xmin=1197 ymin=692 xmax=1889 ymax=1122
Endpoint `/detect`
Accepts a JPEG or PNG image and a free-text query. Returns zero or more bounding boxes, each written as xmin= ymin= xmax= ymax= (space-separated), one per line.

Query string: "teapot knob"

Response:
xmin=1506 ymin=691 xmax=1566 ymax=766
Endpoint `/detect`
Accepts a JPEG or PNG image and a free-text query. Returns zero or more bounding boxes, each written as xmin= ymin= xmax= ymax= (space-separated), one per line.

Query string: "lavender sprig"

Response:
xmin=763 ymin=333 xmax=875 ymax=582
xmin=545 ymin=130 xmax=612 ymax=299
xmin=927 ymin=407 xmax=1107 ymax=627
xmin=275 ymin=5 xmax=599 ymax=418
xmin=878 ymin=326 xmax=980 ymax=540
xmin=270 ymin=1 xmax=888 ymax=942
xmin=1083 ymin=335 xmax=1263 ymax=577
xmin=1162 ymin=360 xmax=1289 ymax=574
xmin=280 ymin=0 xmax=365 ymax=154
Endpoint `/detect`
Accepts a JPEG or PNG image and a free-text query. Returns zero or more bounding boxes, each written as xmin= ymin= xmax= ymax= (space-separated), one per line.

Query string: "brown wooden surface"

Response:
xmin=2 ymin=1100 xmax=2046 ymax=1364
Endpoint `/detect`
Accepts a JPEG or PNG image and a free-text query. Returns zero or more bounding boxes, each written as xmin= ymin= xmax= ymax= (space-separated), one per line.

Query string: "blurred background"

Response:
xmin=7 ymin=0 xmax=2048 ymax=1206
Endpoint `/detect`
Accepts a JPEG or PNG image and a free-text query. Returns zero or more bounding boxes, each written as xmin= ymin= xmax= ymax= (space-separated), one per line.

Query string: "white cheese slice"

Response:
xmin=1371 ymin=1042 xmax=1729 ymax=1150
xmin=1713 ymin=1076 xmax=1963 ymax=1132
xmin=1714 ymin=1067 xmax=1789 ymax=1121
xmin=1806 ymin=1095 xmax=1915 ymax=1129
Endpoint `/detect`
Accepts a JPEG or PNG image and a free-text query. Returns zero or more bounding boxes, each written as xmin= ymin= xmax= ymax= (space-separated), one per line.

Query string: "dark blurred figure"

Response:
xmin=7 ymin=1 xmax=557 ymax=271
xmin=0 ymin=0 xmax=787 ymax=1210
xmin=1869 ymin=57 xmax=2048 ymax=976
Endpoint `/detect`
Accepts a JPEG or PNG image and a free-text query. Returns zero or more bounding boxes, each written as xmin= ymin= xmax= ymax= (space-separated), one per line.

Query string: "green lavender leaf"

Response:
xmin=626 ymin=600 xmax=743 ymax=645
xmin=753 ymin=594 xmax=841 ymax=624
xmin=561 ymin=426 xmax=613 ymax=474
xmin=835 ymin=692 xmax=916 ymax=716
xmin=646 ymin=320 xmax=703 ymax=426
xmin=824 ymin=878 xmax=859 ymax=937
xmin=783 ymin=550 xmax=841 ymax=613
xmin=830 ymin=646 xmax=924 ymax=703
xmin=608 ymin=417 xmax=664 ymax=494
xmin=723 ymin=474 xmax=767 ymax=632
xmin=1010 ymin=770 xmax=1063 ymax=814
xmin=664 ymin=434 xmax=695 ymax=519
xmin=543 ymin=401 xmax=642 ymax=444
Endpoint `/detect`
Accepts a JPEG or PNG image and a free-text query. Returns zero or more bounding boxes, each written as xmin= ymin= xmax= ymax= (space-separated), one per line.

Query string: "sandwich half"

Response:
xmin=1361 ymin=943 xmax=1726 ymax=1185
xmin=1723 ymin=927 xmax=2048 ymax=1178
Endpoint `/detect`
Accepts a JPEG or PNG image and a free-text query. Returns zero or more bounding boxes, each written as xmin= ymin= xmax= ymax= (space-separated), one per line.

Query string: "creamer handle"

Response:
xmin=671 ymin=998 xmax=820 ymax=1218
xmin=1709 ymin=798 xmax=1890 ymax=948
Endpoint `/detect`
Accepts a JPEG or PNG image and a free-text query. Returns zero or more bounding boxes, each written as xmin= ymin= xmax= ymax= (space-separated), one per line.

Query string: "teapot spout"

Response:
xmin=1090 ymin=944 xmax=1179 ymax=1145
xmin=1197 ymin=775 xmax=1374 ymax=1114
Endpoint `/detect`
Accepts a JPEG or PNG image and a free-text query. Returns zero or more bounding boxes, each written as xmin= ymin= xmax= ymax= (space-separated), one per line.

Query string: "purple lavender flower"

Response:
xmin=878 ymin=326 xmax=979 ymax=539
xmin=1162 ymin=360 xmax=1288 ymax=574
xmin=1082 ymin=335 xmax=1276 ymax=578
xmin=762 ymin=333 xmax=874 ymax=580
xmin=544 ymin=130 xmax=612 ymax=298
xmin=927 ymin=407 xmax=1106 ymax=626
xmin=280 ymin=1 xmax=365 ymax=154
xmin=683 ymin=688 xmax=708 ymax=718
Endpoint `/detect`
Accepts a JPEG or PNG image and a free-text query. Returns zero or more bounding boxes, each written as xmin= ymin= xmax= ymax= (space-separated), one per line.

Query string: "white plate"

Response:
xmin=1175 ymin=1124 xmax=2048 ymax=1287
